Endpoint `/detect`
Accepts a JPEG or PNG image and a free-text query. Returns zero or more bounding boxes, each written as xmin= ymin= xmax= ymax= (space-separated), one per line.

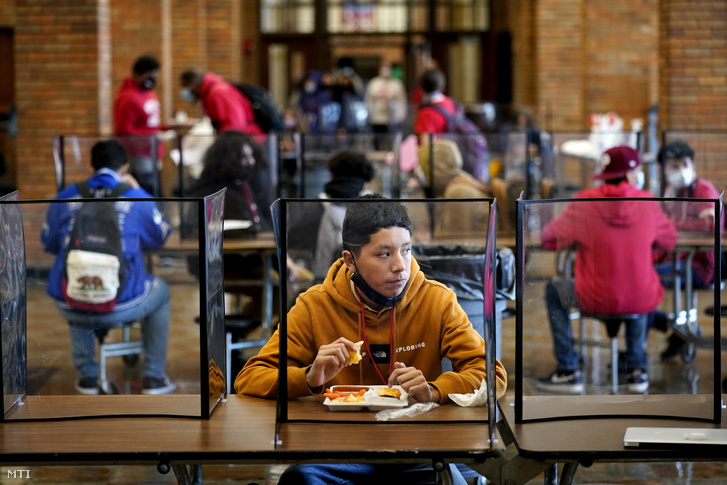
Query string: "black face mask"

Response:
xmin=350 ymin=255 xmax=407 ymax=308
xmin=141 ymin=77 xmax=156 ymax=90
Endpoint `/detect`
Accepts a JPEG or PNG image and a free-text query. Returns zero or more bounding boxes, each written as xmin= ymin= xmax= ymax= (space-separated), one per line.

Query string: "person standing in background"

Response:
xmin=179 ymin=70 xmax=264 ymax=137
xmin=114 ymin=55 xmax=171 ymax=195
xmin=364 ymin=61 xmax=407 ymax=136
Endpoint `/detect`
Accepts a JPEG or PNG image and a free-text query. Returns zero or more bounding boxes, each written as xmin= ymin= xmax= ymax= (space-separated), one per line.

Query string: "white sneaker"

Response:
xmin=536 ymin=370 xmax=584 ymax=394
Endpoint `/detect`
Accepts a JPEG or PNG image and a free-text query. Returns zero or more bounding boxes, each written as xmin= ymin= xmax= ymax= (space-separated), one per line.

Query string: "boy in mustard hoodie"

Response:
xmin=236 ymin=194 xmax=507 ymax=484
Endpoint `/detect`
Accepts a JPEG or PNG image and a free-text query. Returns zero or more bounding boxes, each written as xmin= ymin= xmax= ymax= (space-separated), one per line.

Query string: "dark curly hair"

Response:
xmin=199 ymin=131 xmax=269 ymax=185
xmin=659 ymin=140 xmax=695 ymax=166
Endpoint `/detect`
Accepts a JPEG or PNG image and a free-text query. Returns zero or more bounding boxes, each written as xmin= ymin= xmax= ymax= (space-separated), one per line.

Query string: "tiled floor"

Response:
xmin=10 ymin=259 xmax=727 ymax=484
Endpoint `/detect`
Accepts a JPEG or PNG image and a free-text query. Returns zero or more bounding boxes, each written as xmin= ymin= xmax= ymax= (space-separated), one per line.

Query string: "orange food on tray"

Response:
xmin=378 ymin=387 xmax=402 ymax=399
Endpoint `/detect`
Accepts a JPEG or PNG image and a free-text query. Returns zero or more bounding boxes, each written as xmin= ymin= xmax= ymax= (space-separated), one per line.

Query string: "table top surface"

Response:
xmin=162 ymin=230 xmax=277 ymax=252
xmin=0 ymin=394 xmax=502 ymax=465
xmin=498 ymin=395 xmax=727 ymax=463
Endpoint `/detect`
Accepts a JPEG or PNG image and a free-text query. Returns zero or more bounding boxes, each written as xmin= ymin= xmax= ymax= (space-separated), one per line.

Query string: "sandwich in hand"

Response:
xmin=348 ymin=341 xmax=363 ymax=365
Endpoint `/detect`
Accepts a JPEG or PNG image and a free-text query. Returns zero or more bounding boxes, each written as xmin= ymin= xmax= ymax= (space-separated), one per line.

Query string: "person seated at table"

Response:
xmin=288 ymin=148 xmax=376 ymax=283
xmin=186 ymin=130 xmax=276 ymax=315
xmin=417 ymin=139 xmax=492 ymax=235
xmin=189 ymin=130 xmax=273 ymax=232
xmin=41 ymin=140 xmax=175 ymax=395
xmin=236 ymin=194 xmax=507 ymax=485
xmin=537 ymin=146 xmax=677 ymax=394
xmin=650 ymin=140 xmax=723 ymax=360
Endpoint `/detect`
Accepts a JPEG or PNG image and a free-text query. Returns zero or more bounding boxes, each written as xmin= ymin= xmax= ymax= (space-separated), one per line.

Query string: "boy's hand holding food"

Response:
xmin=306 ymin=338 xmax=363 ymax=389
xmin=388 ymin=361 xmax=440 ymax=403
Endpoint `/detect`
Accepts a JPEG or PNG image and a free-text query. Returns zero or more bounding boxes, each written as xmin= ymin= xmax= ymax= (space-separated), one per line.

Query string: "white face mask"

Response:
xmin=667 ymin=167 xmax=694 ymax=189
xmin=635 ymin=171 xmax=645 ymax=190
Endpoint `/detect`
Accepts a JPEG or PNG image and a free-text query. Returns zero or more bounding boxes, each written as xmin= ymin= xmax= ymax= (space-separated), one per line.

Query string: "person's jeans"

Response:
xmin=277 ymin=463 xmax=470 ymax=485
xmin=654 ymin=260 xmax=706 ymax=290
xmin=545 ymin=281 xmax=649 ymax=373
xmin=56 ymin=277 xmax=170 ymax=380
xmin=619 ymin=314 xmax=649 ymax=372
xmin=545 ymin=281 xmax=580 ymax=372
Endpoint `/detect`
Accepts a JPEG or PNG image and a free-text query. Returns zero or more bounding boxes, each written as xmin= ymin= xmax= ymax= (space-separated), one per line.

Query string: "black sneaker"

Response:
xmin=142 ymin=374 xmax=177 ymax=395
xmin=75 ymin=377 xmax=99 ymax=395
xmin=625 ymin=369 xmax=649 ymax=394
xmin=536 ymin=370 xmax=584 ymax=394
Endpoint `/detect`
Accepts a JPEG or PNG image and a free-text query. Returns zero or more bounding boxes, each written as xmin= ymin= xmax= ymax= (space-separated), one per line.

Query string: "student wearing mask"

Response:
xmin=237 ymin=194 xmax=507 ymax=484
xmin=537 ymin=146 xmax=678 ymax=395
xmin=297 ymin=70 xmax=335 ymax=134
xmin=651 ymin=141 xmax=722 ymax=360
xmin=179 ymin=70 xmax=264 ymax=136
xmin=114 ymin=55 xmax=171 ymax=195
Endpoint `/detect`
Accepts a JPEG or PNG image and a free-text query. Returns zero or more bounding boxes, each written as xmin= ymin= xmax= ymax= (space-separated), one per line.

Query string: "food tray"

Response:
xmin=323 ymin=385 xmax=409 ymax=412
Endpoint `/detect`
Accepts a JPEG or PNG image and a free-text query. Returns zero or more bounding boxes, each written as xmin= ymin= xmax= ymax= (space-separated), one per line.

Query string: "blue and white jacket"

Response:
xmin=41 ymin=168 xmax=172 ymax=309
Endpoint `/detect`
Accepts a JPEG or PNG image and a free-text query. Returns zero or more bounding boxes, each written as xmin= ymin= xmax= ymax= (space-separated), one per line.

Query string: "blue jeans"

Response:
xmin=545 ymin=282 xmax=649 ymax=372
xmin=654 ymin=260 xmax=706 ymax=290
xmin=278 ymin=463 xmax=470 ymax=485
xmin=56 ymin=277 xmax=170 ymax=380
xmin=545 ymin=282 xmax=580 ymax=372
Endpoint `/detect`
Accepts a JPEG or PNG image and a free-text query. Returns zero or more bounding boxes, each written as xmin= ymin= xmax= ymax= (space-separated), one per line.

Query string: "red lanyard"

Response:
xmin=239 ymin=181 xmax=261 ymax=226
xmin=355 ymin=288 xmax=394 ymax=385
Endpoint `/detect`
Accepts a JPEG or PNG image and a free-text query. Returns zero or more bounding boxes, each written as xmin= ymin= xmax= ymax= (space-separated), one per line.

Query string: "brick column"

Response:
xmin=15 ymin=0 xmax=111 ymax=199
xmin=659 ymin=0 xmax=727 ymax=130
xmin=535 ymin=0 xmax=585 ymax=130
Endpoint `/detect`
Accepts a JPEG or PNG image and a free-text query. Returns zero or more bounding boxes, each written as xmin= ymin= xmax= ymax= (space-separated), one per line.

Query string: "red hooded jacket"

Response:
xmin=113 ymin=77 xmax=164 ymax=157
xmin=198 ymin=73 xmax=263 ymax=136
xmin=542 ymin=182 xmax=678 ymax=315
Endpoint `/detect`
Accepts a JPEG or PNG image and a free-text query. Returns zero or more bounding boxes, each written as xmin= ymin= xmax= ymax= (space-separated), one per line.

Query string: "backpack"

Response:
xmin=61 ymin=181 xmax=131 ymax=313
xmin=425 ymin=102 xmax=490 ymax=182
xmin=233 ymin=83 xmax=285 ymax=133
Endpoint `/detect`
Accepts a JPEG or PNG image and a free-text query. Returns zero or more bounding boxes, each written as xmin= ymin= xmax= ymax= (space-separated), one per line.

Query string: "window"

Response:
xmin=260 ymin=0 xmax=315 ymax=34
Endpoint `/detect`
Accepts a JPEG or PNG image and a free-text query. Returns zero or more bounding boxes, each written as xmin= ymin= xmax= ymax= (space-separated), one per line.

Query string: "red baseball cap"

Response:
xmin=594 ymin=145 xmax=642 ymax=180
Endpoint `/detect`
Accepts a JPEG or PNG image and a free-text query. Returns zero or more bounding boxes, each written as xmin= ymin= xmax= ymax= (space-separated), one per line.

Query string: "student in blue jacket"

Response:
xmin=41 ymin=139 xmax=175 ymax=395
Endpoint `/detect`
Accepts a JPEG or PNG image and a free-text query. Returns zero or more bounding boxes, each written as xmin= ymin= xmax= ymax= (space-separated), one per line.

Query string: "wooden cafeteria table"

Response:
xmin=480 ymin=395 xmax=727 ymax=485
xmin=0 ymin=394 xmax=503 ymax=485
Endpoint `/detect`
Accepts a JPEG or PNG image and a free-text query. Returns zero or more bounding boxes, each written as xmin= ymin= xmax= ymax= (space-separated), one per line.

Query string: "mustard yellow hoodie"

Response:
xmin=235 ymin=257 xmax=508 ymax=403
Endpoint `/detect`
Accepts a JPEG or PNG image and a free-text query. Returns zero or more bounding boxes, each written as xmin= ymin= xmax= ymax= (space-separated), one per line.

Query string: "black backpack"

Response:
xmin=234 ymin=83 xmax=285 ymax=133
xmin=61 ymin=181 xmax=131 ymax=313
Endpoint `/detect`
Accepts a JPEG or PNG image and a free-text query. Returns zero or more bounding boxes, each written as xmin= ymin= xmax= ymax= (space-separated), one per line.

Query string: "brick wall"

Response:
xmin=15 ymin=0 xmax=110 ymax=200
xmin=583 ymin=0 xmax=658 ymax=128
xmin=527 ymin=0 xmax=659 ymax=131
xmin=0 ymin=1 xmax=15 ymax=25
xmin=535 ymin=0 xmax=585 ymax=130
xmin=504 ymin=0 xmax=536 ymax=113
xmin=110 ymin=0 xmax=164 ymax=125
xmin=659 ymin=0 xmax=727 ymax=130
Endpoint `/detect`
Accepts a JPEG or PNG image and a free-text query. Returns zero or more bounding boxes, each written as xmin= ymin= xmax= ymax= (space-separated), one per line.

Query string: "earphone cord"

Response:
xmin=355 ymin=287 xmax=394 ymax=386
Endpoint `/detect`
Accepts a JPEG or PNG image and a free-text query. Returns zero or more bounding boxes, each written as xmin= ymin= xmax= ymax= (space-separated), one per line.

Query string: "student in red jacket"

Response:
xmin=113 ymin=55 xmax=168 ymax=195
xmin=179 ymin=70 xmax=264 ymax=136
xmin=651 ymin=140 xmax=723 ymax=360
xmin=413 ymin=67 xmax=456 ymax=142
xmin=537 ymin=146 xmax=678 ymax=395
